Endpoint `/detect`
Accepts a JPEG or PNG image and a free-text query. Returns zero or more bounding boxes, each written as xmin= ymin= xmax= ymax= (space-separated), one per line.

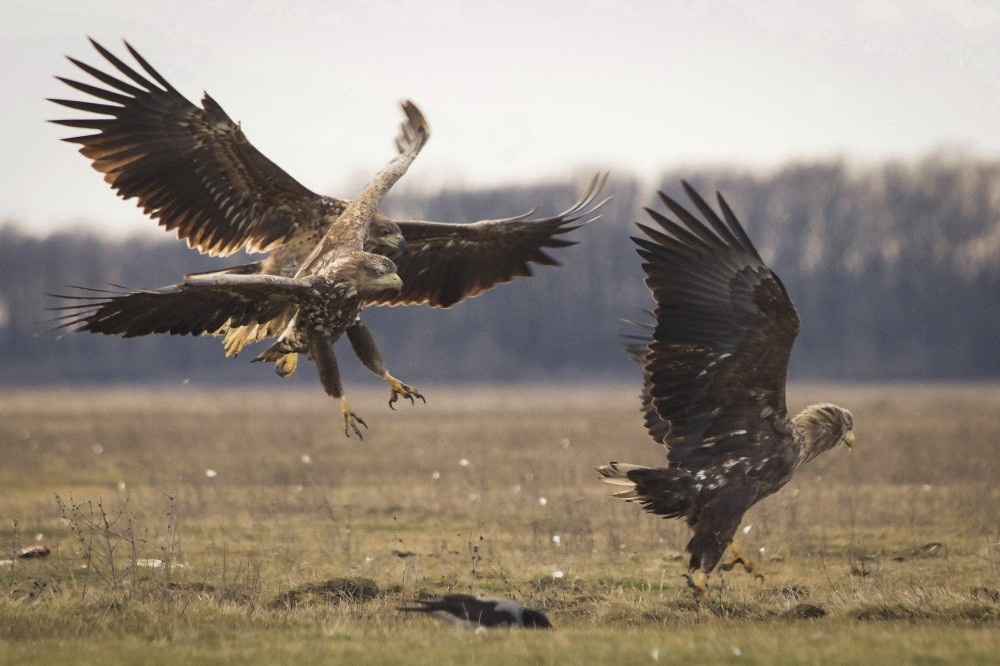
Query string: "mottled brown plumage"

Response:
xmin=49 ymin=39 xmax=606 ymax=393
xmin=54 ymin=99 xmax=429 ymax=437
xmin=49 ymin=39 xmax=604 ymax=301
xmin=598 ymin=182 xmax=855 ymax=598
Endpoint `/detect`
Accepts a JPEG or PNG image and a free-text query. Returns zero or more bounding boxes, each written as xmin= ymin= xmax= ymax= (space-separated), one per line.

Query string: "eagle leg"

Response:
xmin=385 ymin=373 xmax=425 ymax=410
xmin=718 ymin=542 xmax=765 ymax=582
xmin=682 ymin=570 xmax=709 ymax=600
xmin=306 ymin=334 xmax=367 ymax=439
xmin=346 ymin=320 xmax=425 ymax=409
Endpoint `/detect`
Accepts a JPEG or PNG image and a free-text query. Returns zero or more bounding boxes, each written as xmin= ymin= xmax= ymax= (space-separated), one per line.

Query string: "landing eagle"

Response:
xmin=49 ymin=39 xmax=606 ymax=436
xmin=598 ymin=182 xmax=855 ymax=599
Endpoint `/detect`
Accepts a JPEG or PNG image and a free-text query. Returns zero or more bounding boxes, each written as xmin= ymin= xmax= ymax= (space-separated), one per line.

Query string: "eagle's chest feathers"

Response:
xmin=297 ymin=280 xmax=364 ymax=337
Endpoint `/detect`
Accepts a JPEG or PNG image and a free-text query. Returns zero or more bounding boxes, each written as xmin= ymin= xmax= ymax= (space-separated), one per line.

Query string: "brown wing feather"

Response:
xmin=634 ymin=181 xmax=800 ymax=463
xmin=623 ymin=323 xmax=671 ymax=445
xmin=367 ymin=173 xmax=608 ymax=308
xmin=299 ymin=101 xmax=430 ymax=272
xmin=49 ymin=277 xmax=309 ymax=338
xmin=49 ymin=38 xmax=332 ymax=257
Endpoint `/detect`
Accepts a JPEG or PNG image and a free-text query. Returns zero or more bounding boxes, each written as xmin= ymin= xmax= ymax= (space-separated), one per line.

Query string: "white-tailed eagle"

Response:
xmin=598 ymin=182 xmax=855 ymax=599
xmin=49 ymin=39 xmax=606 ymax=436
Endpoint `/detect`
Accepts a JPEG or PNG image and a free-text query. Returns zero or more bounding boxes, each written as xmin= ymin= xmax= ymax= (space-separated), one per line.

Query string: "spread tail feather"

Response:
xmin=597 ymin=461 xmax=696 ymax=520
xmin=597 ymin=461 xmax=652 ymax=482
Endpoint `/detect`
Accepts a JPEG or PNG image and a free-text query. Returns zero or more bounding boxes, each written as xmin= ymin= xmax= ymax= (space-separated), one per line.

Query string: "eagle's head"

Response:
xmin=351 ymin=252 xmax=403 ymax=295
xmin=366 ymin=212 xmax=406 ymax=256
xmin=792 ymin=403 xmax=855 ymax=464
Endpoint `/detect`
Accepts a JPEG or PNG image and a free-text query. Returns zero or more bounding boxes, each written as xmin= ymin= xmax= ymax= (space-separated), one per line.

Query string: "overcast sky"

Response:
xmin=6 ymin=0 xmax=1000 ymax=236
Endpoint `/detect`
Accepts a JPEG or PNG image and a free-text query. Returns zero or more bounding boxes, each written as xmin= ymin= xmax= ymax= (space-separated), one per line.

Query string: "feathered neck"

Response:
xmin=791 ymin=403 xmax=854 ymax=465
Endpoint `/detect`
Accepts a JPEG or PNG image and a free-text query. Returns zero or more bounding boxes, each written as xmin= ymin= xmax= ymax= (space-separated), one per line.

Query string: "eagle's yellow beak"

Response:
xmin=376 ymin=273 xmax=403 ymax=292
xmin=845 ymin=431 xmax=855 ymax=450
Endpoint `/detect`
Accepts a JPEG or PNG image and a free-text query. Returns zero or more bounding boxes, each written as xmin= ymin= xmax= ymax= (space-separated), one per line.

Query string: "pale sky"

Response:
xmin=6 ymin=0 xmax=1000 ymax=235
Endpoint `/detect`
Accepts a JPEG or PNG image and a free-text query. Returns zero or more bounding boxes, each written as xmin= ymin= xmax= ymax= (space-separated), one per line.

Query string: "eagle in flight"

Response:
xmin=597 ymin=182 xmax=855 ymax=599
xmin=49 ymin=39 xmax=606 ymax=437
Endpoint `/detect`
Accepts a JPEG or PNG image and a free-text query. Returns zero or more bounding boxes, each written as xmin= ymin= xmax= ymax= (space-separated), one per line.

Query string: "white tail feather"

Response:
xmin=596 ymin=462 xmax=653 ymax=495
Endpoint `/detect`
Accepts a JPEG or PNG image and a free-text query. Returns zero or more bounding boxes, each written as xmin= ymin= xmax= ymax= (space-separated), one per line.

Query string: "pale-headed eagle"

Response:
xmin=48 ymin=39 xmax=606 ymax=436
xmin=597 ymin=182 xmax=855 ymax=599
xmin=400 ymin=595 xmax=552 ymax=629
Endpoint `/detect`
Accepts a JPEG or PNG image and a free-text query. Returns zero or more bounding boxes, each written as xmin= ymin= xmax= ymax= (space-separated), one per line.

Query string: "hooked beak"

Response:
xmin=845 ymin=431 xmax=855 ymax=450
xmin=378 ymin=233 xmax=406 ymax=256
xmin=375 ymin=272 xmax=403 ymax=292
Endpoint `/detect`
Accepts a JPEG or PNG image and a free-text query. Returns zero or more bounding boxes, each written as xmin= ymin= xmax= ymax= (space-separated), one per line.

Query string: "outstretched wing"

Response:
xmin=634 ymin=181 xmax=800 ymax=465
xmin=623 ymin=321 xmax=671 ymax=445
xmin=49 ymin=275 xmax=312 ymax=338
xmin=49 ymin=38 xmax=332 ymax=257
xmin=368 ymin=173 xmax=609 ymax=308
xmin=299 ymin=101 xmax=430 ymax=271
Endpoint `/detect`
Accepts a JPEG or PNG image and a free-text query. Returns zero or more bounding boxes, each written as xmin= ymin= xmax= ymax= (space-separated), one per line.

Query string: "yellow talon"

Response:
xmin=223 ymin=326 xmax=252 ymax=357
xmin=385 ymin=374 xmax=425 ymax=409
xmin=683 ymin=570 xmax=709 ymax=600
xmin=340 ymin=396 xmax=368 ymax=439
xmin=719 ymin=543 xmax=765 ymax=582
xmin=275 ymin=353 xmax=299 ymax=378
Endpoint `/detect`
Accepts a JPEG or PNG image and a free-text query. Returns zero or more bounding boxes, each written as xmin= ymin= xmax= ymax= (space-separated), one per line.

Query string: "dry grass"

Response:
xmin=1 ymin=383 xmax=1000 ymax=663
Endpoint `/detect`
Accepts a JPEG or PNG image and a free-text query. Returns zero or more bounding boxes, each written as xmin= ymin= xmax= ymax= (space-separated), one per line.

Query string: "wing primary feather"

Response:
xmin=680 ymin=180 xmax=742 ymax=249
xmin=716 ymin=192 xmax=763 ymax=261
xmin=52 ymin=76 xmax=132 ymax=105
xmin=122 ymin=40 xmax=180 ymax=93
xmin=65 ymin=56 xmax=148 ymax=98
xmin=86 ymin=37 xmax=162 ymax=92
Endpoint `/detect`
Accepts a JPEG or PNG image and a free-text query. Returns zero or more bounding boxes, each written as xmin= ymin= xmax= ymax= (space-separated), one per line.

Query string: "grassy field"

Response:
xmin=1 ymin=383 xmax=1000 ymax=664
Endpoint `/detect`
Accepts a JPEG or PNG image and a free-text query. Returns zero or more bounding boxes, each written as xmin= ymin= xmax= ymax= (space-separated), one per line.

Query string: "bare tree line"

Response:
xmin=1 ymin=154 xmax=998 ymax=386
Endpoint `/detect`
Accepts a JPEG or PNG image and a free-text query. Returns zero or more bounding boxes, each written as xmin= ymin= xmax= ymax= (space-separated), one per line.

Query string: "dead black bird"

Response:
xmin=400 ymin=594 xmax=552 ymax=629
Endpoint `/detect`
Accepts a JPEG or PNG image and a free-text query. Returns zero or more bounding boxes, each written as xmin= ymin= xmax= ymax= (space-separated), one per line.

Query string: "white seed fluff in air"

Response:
xmin=205 ymin=469 xmax=217 ymax=478
xmin=538 ymin=497 xmax=548 ymax=506
xmin=459 ymin=458 xmax=470 ymax=467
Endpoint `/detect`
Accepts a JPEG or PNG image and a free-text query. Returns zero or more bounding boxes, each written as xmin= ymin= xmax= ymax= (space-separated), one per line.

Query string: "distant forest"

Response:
xmin=2 ymin=154 xmax=999 ymax=387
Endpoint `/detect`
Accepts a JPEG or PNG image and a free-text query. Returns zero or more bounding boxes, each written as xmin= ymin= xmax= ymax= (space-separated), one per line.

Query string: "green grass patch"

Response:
xmin=1 ymin=385 xmax=1000 ymax=662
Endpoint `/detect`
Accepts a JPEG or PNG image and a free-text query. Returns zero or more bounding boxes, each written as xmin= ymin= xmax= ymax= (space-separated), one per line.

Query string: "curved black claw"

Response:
xmin=345 ymin=415 xmax=368 ymax=440
xmin=682 ymin=571 xmax=709 ymax=600
xmin=386 ymin=376 xmax=426 ymax=410
xmin=340 ymin=400 xmax=368 ymax=440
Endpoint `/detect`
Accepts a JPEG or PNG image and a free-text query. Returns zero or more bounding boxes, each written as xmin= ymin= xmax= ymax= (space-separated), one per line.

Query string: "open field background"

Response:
xmin=2 ymin=383 xmax=1000 ymax=664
